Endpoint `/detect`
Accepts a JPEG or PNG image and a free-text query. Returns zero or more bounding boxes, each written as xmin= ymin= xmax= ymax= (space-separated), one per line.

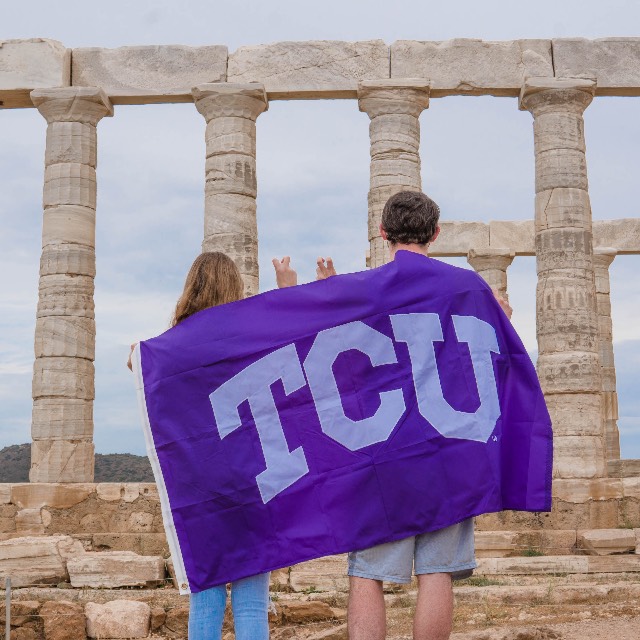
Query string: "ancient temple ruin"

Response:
xmin=1 ymin=37 xmax=639 ymax=638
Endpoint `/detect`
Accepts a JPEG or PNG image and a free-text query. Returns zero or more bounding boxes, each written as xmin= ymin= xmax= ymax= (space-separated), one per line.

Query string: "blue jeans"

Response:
xmin=188 ymin=573 xmax=270 ymax=640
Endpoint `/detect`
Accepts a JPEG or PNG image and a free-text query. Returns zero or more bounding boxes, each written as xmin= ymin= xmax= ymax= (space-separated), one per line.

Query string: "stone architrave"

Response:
xmin=358 ymin=80 xmax=431 ymax=267
xmin=519 ymin=77 xmax=606 ymax=479
xmin=593 ymin=248 xmax=621 ymax=462
xmin=467 ymin=249 xmax=515 ymax=302
xmin=29 ymin=87 xmax=113 ymax=483
xmin=192 ymin=83 xmax=268 ymax=297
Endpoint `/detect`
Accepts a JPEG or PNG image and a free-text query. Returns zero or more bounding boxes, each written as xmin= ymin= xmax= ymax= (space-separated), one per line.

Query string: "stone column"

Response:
xmin=192 ymin=83 xmax=268 ymax=297
xmin=520 ymin=77 xmax=606 ymax=479
xmin=467 ymin=249 xmax=515 ymax=301
xmin=593 ymin=248 xmax=621 ymax=462
xmin=358 ymin=80 xmax=430 ymax=267
xmin=30 ymin=87 xmax=113 ymax=482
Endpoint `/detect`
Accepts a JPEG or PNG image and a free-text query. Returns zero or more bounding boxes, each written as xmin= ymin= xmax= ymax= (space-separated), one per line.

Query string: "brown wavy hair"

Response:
xmin=171 ymin=252 xmax=244 ymax=327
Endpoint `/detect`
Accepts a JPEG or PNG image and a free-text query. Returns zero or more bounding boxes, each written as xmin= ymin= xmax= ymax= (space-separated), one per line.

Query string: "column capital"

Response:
xmin=31 ymin=87 xmax=113 ymax=125
xmin=467 ymin=248 xmax=515 ymax=272
xmin=358 ymin=79 xmax=430 ymax=119
xmin=192 ymin=83 xmax=268 ymax=122
xmin=519 ymin=77 xmax=596 ymax=116
xmin=593 ymin=247 xmax=617 ymax=269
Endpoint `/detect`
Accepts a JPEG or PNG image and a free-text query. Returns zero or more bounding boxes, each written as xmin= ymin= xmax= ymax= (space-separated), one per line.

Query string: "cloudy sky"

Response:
xmin=2 ymin=0 xmax=640 ymax=458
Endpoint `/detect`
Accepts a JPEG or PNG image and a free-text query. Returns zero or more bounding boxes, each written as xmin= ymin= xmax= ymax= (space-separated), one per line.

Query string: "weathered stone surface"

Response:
xmin=0 ymin=39 xmax=70 ymax=108
xmin=40 ymin=600 xmax=86 ymax=640
xmin=42 ymin=206 xmax=96 ymax=248
xmin=290 ymin=555 xmax=349 ymax=593
xmin=306 ymin=624 xmax=348 ymax=640
xmin=228 ymin=40 xmax=389 ymax=98
xmin=15 ymin=509 xmax=44 ymax=535
xmin=477 ymin=555 xmax=590 ymax=575
xmin=34 ymin=316 xmax=95 ymax=359
xmin=163 ymin=605 xmax=189 ymax=634
xmin=553 ymin=478 xmax=623 ymax=503
xmin=430 ymin=222 xmax=490 ymax=256
xmin=72 ymin=45 xmax=228 ymax=103
xmin=31 ymin=87 xmax=113 ymax=124
xmin=578 ymin=529 xmax=636 ymax=555
xmin=0 ymin=535 xmax=84 ymax=587
xmin=622 ymin=477 xmax=640 ymax=498
xmin=32 ymin=356 xmax=94 ymax=399
xmin=391 ymin=39 xmax=552 ymax=96
xmin=467 ymin=249 xmax=514 ymax=300
xmin=0 ymin=485 xmax=11 ymax=504
xmin=95 ymin=483 xmax=143 ymax=503
xmin=67 ymin=550 xmax=165 ymax=587
xmin=29 ymin=441 xmax=95 ymax=483
xmin=279 ymin=600 xmax=336 ymax=623
xmin=553 ymin=435 xmax=606 ymax=478
xmin=553 ymin=38 xmax=640 ymax=95
xmin=488 ymin=220 xmax=534 ymax=254
xmin=85 ymin=600 xmax=150 ymax=639
xmin=150 ymin=606 xmax=166 ymax=632
xmin=31 ymin=399 xmax=93 ymax=440
xmin=593 ymin=218 xmax=640 ymax=253
xmin=544 ymin=394 xmax=602 ymax=437
xmin=11 ymin=483 xmax=94 ymax=509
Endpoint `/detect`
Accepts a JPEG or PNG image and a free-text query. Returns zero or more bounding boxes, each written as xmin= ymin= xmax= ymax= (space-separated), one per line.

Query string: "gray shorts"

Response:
xmin=347 ymin=519 xmax=476 ymax=584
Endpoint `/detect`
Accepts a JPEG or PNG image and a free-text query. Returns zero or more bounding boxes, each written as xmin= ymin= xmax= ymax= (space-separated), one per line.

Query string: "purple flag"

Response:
xmin=133 ymin=251 xmax=552 ymax=594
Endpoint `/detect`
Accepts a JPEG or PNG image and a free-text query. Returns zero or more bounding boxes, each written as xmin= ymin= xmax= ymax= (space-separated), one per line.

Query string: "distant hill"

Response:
xmin=0 ymin=444 xmax=154 ymax=483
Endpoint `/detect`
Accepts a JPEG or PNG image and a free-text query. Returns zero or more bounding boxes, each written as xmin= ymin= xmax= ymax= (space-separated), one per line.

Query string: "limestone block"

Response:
xmin=535 ymin=148 xmax=588 ymax=192
xmin=429 ymin=221 xmax=490 ymax=256
xmin=68 ymin=551 xmax=165 ymax=587
xmin=488 ymin=220 xmax=534 ymax=254
xmin=535 ymin=228 xmax=593 ymax=272
xmin=0 ymin=39 xmax=70 ymax=108
xmin=32 ymin=356 xmax=94 ymax=399
xmin=369 ymin=113 xmax=421 ymax=154
xmin=11 ymin=483 xmax=94 ymax=509
xmin=37 ymin=273 xmax=94 ymax=316
xmin=91 ymin=532 xmax=168 ymax=556
xmin=40 ymin=600 xmax=86 ymax=640
xmin=535 ymin=188 xmax=592 ymax=232
xmin=553 ymin=435 xmax=606 ymax=478
xmin=474 ymin=531 xmax=518 ymax=558
xmin=636 ymin=529 xmax=640 ymax=554
xmin=532 ymin=112 xmax=586 ymax=154
xmin=127 ymin=511 xmax=154 ymax=532
xmin=622 ymin=477 xmax=640 ymax=499
xmin=73 ymin=45 xmax=228 ymax=104
xmin=34 ymin=316 xmax=95 ymax=359
xmin=477 ymin=555 xmax=590 ymax=575
xmin=553 ymin=38 xmax=640 ymax=95
xmin=0 ymin=485 xmax=10 ymax=504
xmin=85 ymin=600 xmax=151 ymax=639
xmin=289 ymin=555 xmax=349 ymax=593
xmin=593 ymin=218 xmax=640 ymax=253
xmin=32 ymin=399 xmax=93 ymax=440
xmin=541 ymin=530 xmax=577 ymax=555
xmin=43 ymin=163 xmax=97 ymax=209
xmin=0 ymin=535 xmax=84 ymax=587
xmin=228 ymin=40 xmax=389 ymax=98
xmin=279 ymin=601 xmax=336 ymax=623
xmin=586 ymin=555 xmax=640 ymax=572
xmin=578 ymin=529 xmax=636 ymax=555
xmin=204 ymin=116 xmax=257 ymax=156
xmin=29 ymin=441 xmax=94 ymax=483
xmin=358 ymin=80 xmax=430 ymax=118
xmin=391 ymin=39 xmax=552 ymax=96
xmin=552 ymin=478 xmax=623 ymax=503
xmin=45 ymin=121 xmax=96 ymax=166
xmin=544 ymin=393 xmax=602 ymax=436
xmin=205 ymin=153 xmax=257 ymax=198
xmin=150 ymin=607 xmax=166 ymax=632
xmin=204 ymin=193 xmax=257 ymax=235
xmin=536 ymin=352 xmax=601 ymax=393
xmin=193 ymin=83 xmax=268 ymax=120
xmin=42 ymin=206 xmax=96 ymax=248
xmin=15 ymin=509 xmax=45 ymax=535
xmin=163 ymin=605 xmax=189 ymax=635
xmin=31 ymin=87 xmax=113 ymax=125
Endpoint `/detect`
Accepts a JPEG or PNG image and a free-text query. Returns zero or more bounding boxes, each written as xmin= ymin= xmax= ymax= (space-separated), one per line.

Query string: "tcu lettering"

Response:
xmin=210 ymin=313 xmax=501 ymax=503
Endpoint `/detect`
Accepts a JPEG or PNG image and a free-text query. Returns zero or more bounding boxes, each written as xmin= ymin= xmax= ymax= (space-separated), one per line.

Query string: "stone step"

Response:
xmin=477 ymin=554 xmax=640 ymax=575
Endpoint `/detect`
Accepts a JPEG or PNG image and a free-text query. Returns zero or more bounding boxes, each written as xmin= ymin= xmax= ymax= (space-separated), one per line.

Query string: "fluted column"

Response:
xmin=358 ymin=80 xmax=430 ymax=267
xmin=593 ymin=248 xmax=621 ymax=462
xmin=467 ymin=249 xmax=515 ymax=301
xmin=192 ymin=83 xmax=268 ymax=297
xmin=29 ymin=87 xmax=113 ymax=482
xmin=520 ymin=77 xmax=606 ymax=479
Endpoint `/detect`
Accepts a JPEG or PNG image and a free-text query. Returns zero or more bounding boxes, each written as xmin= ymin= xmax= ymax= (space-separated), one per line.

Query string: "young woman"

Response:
xmin=129 ymin=251 xmax=270 ymax=640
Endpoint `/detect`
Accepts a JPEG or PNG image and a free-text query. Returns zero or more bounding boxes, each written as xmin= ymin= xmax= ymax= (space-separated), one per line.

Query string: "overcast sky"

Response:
xmin=1 ymin=0 xmax=639 ymax=458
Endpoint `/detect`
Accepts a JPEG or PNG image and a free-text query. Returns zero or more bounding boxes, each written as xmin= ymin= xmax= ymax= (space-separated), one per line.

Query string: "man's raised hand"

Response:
xmin=316 ymin=257 xmax=337 ymax=280
xmin=492 ymin=289 xmax=513 ymax=320
xmin=272 ymin=256 xmax=298 ymax=288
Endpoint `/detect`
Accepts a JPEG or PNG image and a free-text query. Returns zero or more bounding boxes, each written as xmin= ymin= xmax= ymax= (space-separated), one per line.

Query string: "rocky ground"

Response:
xmin=2 ymin=572 xmax=638 ymax=639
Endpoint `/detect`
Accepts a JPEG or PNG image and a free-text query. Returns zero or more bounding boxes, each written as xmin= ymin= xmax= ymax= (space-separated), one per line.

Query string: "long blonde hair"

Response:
xmin=171 ymin=252 xmax=244 ymax=327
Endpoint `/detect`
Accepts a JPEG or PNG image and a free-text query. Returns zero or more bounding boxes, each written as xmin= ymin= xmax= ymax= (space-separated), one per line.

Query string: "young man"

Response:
xmin=273 ymin=190 xmax=512 ymax=640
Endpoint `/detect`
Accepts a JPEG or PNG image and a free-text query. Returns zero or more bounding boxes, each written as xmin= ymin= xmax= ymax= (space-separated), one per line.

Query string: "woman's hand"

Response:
xmin=126 ymin=343 xmax=138 ymax=371
xmin=492 ymin=290 xmax=513 ymax=320
xmin=316 ymin=257 xmax=337 ymax=280
xmin=272 ymin=256 xmax=298 ymax=288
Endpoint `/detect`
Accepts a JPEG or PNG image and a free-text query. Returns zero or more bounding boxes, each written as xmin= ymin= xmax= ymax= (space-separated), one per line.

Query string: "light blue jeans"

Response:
xmin=188 ymin=573 xmax=270 ymax=640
